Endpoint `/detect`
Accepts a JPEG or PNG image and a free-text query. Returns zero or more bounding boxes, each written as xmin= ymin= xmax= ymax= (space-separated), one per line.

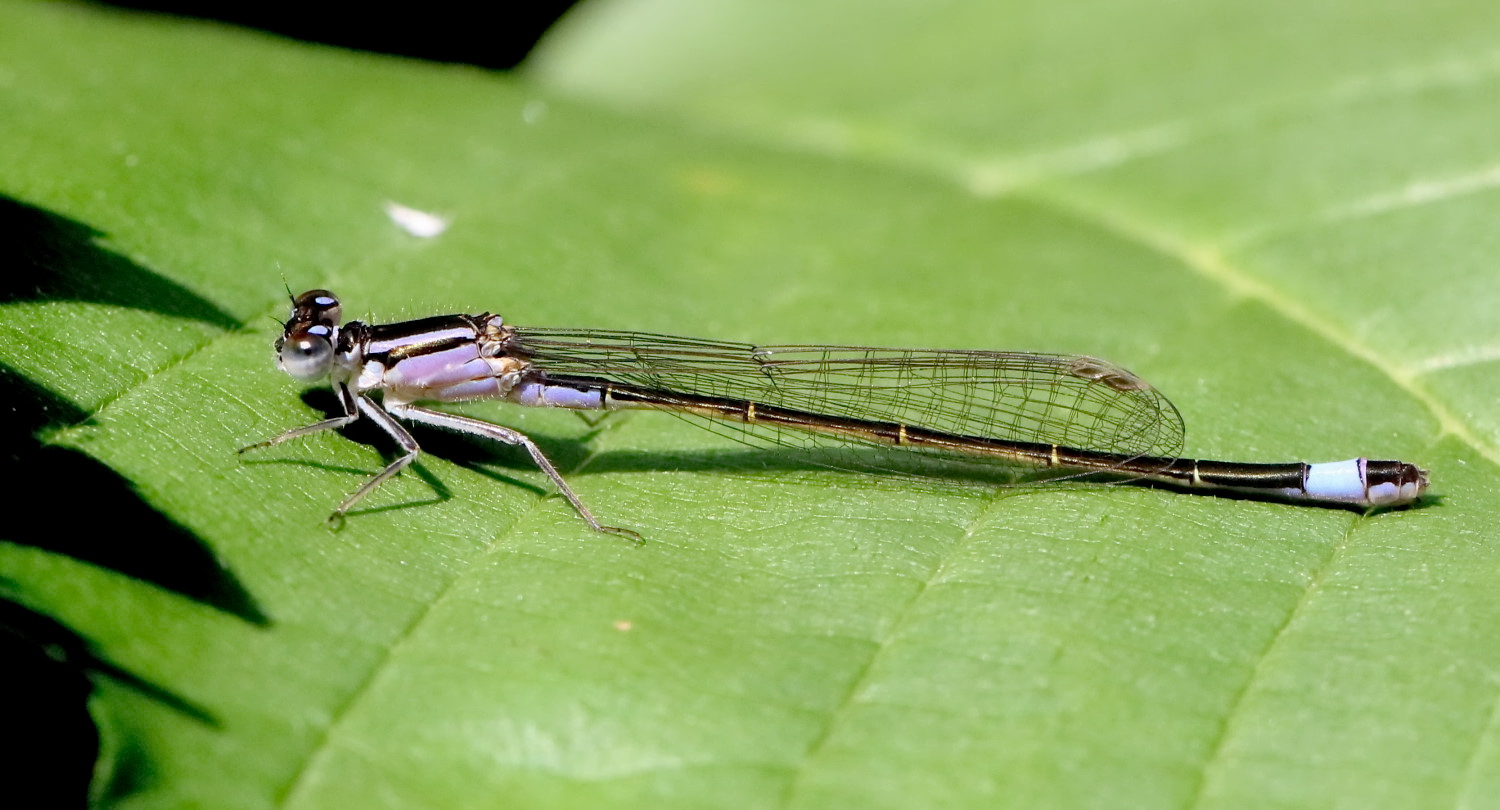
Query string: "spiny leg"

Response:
xmin=239 ymin=385 xmax=421 ymax=524
xmin=326 ymin=396 xmax=423 ymax=523
xmin=239 ymin=382 xmax=359 ymax=453
xmin=389 ymin=402 xmax=640 ymax=542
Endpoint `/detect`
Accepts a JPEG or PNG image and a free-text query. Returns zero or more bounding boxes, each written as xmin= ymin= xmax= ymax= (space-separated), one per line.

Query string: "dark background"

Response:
xmin=103 ymin=1 xmax=586 ymax=70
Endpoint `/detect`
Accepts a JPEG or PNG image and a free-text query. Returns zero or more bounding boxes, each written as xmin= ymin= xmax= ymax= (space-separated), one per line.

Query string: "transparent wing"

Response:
xmin=509 ymin=327 xmax=1186 ymax=468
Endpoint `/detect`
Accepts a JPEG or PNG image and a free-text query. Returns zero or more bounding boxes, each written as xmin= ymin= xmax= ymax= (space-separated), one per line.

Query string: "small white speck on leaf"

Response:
xmin=384 ymin=201 xmax=450 ymax=238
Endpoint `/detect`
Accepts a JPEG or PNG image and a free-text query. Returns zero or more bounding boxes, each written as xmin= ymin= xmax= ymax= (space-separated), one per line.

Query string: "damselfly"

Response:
xmin=241 ymin=290 xmax=1429 ymax=538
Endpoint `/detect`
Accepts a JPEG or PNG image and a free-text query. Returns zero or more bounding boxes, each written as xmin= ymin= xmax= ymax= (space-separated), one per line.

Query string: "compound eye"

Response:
xmin=292 ymin=289 xmax=342 ymax=325
xmin=278 ymin=326 xmax=335 ymax=380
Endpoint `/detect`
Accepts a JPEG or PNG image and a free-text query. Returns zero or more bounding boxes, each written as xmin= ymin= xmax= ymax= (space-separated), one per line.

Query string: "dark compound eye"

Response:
xmin=291 ymin=289 xmax=342 ymax=326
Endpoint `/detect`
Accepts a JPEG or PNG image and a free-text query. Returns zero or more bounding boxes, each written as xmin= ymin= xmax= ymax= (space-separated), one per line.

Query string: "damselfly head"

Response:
xmin=275 ymin=289 xmax=344 ymax=381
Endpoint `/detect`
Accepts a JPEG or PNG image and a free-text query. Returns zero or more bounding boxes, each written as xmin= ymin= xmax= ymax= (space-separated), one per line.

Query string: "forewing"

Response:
xmin=510 ymin=328 xmax=1186 ymax=467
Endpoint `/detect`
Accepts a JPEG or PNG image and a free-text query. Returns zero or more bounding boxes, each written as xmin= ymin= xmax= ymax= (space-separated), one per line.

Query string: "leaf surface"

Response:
xmin=2 ymin=2 xmax=1495 ymax=808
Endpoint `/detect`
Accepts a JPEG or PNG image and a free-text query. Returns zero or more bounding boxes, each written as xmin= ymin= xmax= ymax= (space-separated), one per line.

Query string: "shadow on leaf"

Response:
xmin=0 ymin=196 xmax=260 ymax=619
xmin=0 ymin=195 xmax=238 ymax=327
xmin=5 ymin=366 xmax=267 ymax=623
xmin=0 ymin=592 xmax=215 ymax=808
xmin=0 ymin=197 xmax=261 ymax=803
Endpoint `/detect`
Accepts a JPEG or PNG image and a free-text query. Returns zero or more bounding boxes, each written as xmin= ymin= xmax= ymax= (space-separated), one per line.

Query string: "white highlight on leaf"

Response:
xmin=1314 ymin=164 xmax=1500 ymax=224
xmin=966 ymin=123 xmax=1193 ymax=197
xmin=1413 ymin=345 xmax=1500 ymax=375
xmin=384 ymin=201 xmax=449 ymax=238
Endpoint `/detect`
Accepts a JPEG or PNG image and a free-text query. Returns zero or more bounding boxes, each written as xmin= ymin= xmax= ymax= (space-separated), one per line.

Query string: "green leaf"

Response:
xmin=3 ymin=2 xmax=1496 ymax=808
